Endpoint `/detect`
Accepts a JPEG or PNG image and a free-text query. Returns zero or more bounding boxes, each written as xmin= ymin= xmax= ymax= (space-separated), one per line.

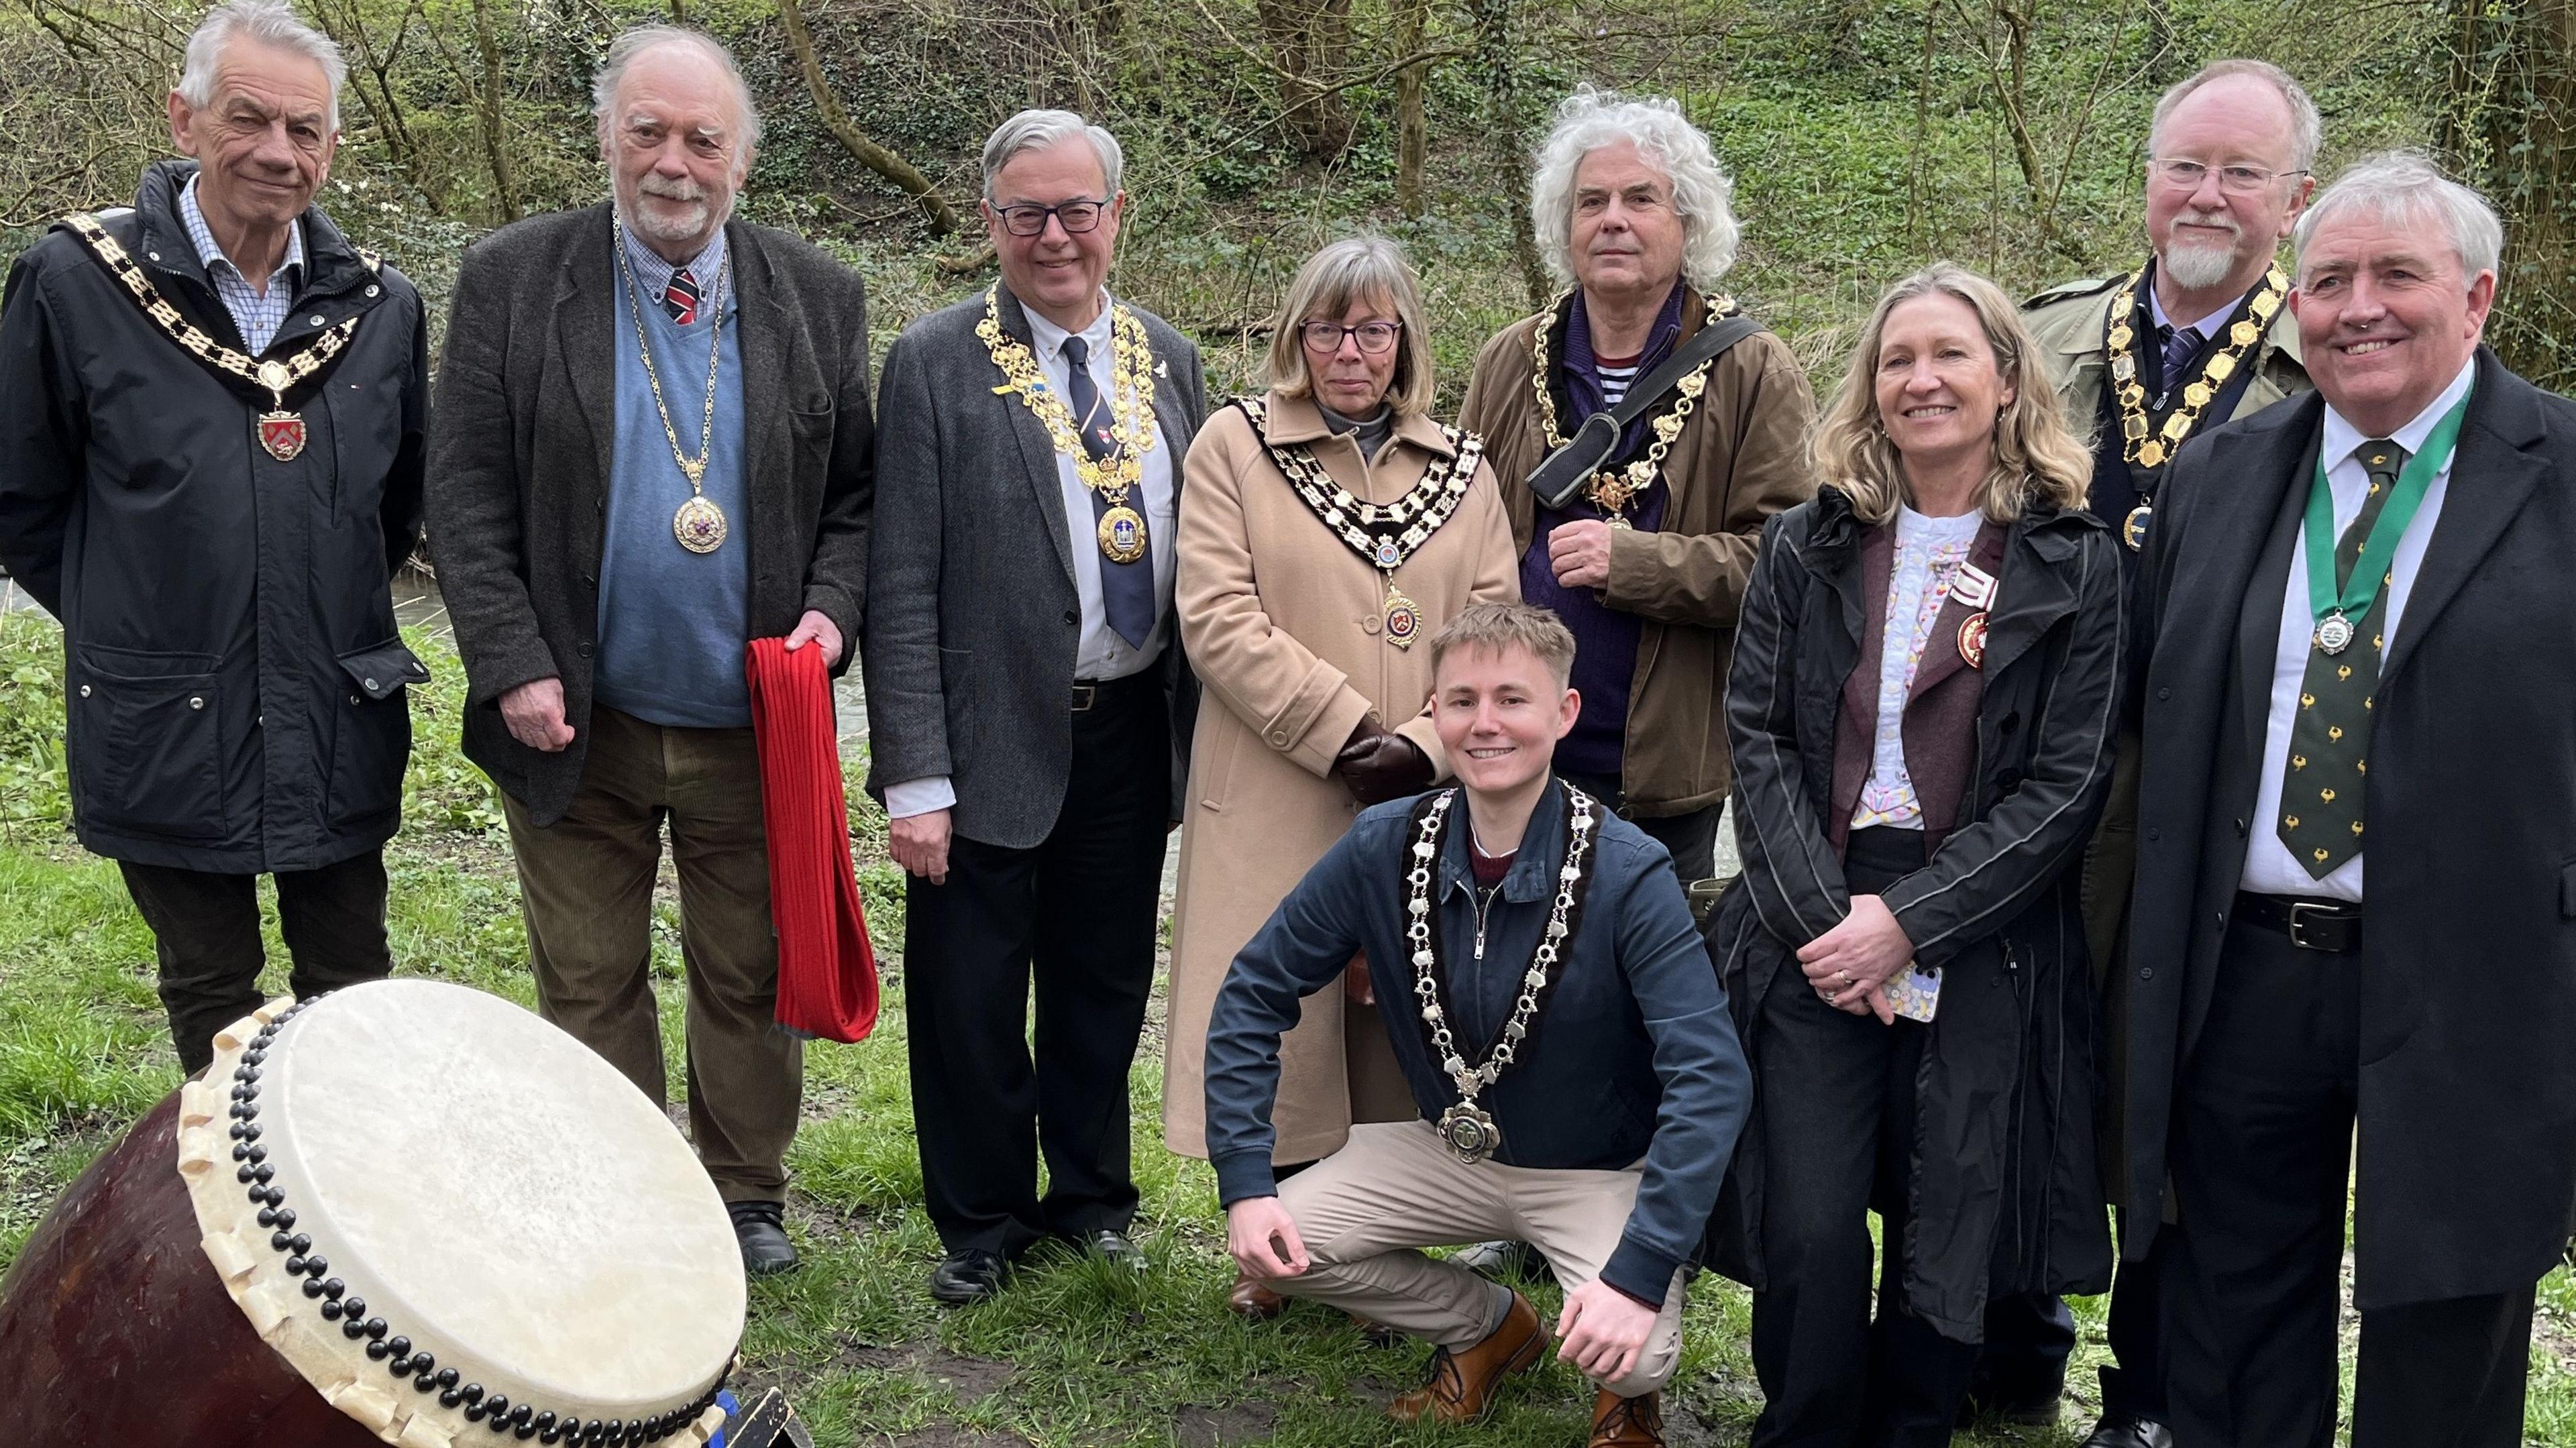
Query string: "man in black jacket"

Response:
xmin=0 ymin=0 xmax=427 ymax=1074
xmin=2128 ymin=152 xmax=2576 ymax=1448
xmin=424 ymin=25 xmax=873 ymax=1276
xmin=1209 ymin=604 xmax=1749 ymax=1448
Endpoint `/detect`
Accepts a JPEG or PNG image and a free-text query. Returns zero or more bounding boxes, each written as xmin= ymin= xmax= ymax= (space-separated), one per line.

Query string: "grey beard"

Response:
xmin=2161 ymin=235 xmax=2241 ymax=292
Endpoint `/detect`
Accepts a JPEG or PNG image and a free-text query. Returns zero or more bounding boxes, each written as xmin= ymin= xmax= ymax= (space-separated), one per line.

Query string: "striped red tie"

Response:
xmin=663 ymin=267 xmax=700 ymax=325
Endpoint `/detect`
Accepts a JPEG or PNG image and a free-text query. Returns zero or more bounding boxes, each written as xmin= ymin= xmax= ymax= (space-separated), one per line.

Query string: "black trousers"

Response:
xmin=1562 ymin=769 xmax=1721 ymax=884
xmin=2163 ymin=917 xmax=2534 ymax=1448
xmin=1750 ymin=828 xmax=1981 ymax=1448
xmin=117 ymin=850 xmax=393 ymax=1075
xmin=902 ymin=674 xmax=1171 ymax=1258
xmin=1974 ymin=1219 xmax=2169 ymax=1421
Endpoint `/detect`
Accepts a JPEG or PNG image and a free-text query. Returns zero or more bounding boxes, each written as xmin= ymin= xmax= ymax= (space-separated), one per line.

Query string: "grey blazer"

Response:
xmin=862 ymin=284 xmax=1207 ymax=849
xmin=425 ymin=203 xmax=875 ymax=825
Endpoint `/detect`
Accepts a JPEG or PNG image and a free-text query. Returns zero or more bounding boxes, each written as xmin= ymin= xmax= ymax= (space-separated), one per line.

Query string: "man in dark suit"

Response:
xmin=863 ymin=109 xmax=1205 ymax=1305
xmin=2127 ymin=151 xmax=2576 ymax=1448
xmin=424 ymin=25 xmax=873 ymax=1276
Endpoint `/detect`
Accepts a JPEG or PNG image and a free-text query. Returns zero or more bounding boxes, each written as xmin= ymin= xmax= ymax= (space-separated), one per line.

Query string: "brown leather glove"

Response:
xmin=1333 ymin=716 xmax=1434 ymax=806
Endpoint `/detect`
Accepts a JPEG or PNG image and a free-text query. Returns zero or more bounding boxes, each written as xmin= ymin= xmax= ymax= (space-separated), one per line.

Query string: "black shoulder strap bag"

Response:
xmin=1525 ymin=313 xmax=1765 ymax=508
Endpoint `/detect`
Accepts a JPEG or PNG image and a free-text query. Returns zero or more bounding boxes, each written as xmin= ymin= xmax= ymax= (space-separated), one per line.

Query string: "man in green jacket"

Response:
xmin=1976 ymin=58 xmax=2317 ymax=1448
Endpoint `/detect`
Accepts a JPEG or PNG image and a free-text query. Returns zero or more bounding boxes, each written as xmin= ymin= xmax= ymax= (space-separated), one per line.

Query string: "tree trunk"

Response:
xmin=1256 ymin=0 xmax=1356 ymax=163
xmin=1393 ymin=0 xmax=1429 ymax=215
xmin=2438 ymin=0 xmax=2575 ymax=392
xmin=466 ymin=0 xmax=521 ymax=222
xmin=775 ymin=0 xmax=961 ymax=234
xmin=1472 ymin=0 xmax=1546 ymax=306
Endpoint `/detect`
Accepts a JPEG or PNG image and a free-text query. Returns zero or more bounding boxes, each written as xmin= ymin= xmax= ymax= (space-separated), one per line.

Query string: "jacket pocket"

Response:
xmin=70 ymin=643 xmax=226 ymax=840
xmin=1191 ymin=713 xmax=1243 ymax=812
xmin=329 ymin=639 xmax=426 ymax=825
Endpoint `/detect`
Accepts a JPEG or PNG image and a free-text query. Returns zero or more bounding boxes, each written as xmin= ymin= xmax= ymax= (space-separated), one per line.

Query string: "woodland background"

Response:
xmin=0 ymin=0 xmax=2569 ymax=401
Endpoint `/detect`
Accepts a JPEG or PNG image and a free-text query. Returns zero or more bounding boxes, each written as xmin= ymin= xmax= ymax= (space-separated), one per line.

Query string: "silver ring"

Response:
xmin=1836 ymin=969 xmax=1854 ymax=985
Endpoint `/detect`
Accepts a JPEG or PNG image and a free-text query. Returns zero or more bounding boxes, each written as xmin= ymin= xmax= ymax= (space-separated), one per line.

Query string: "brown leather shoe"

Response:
xmin=1387 ymin=1291 xmax=1543 ymax=1425
xmin=1589 ymin=1388 xmax=1664 ymax=1447
xmin=1226 ymin=1270 xmax=1286 ymax=1320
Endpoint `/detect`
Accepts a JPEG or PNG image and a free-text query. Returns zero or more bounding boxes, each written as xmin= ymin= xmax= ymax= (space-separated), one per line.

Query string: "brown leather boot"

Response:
xmin=1226 ymin=1270 xmax=1286 ymax=1320
xmin=1386 ymin=1291 xmax=1543 ymax=1425
xmin=1589 ymin=1388 xmax=1664 ymax=1447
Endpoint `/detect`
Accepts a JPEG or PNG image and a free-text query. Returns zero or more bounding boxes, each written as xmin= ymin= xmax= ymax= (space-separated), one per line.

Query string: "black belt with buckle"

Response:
xmin=1070 ymin=675 xmax=1152 ymax=712
xmin=2233 ymin=892 xmax=2363 ymax=953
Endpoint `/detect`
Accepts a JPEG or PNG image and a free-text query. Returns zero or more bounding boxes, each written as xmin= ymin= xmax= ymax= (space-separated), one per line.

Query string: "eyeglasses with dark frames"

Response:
xmin=1299 ymin=320 xmax=1403 ymax=355
xmin=989 ymin=197 xmax=1112 ymax=237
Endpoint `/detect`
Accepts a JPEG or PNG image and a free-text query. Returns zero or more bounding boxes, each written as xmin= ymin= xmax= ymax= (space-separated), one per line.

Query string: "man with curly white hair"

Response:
xmin=1458 ymin=87 xmax=1815 ymax=890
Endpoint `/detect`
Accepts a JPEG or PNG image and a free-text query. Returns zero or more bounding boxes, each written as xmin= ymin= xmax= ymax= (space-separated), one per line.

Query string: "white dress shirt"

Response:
xmin=883 ymin=290 xmax=1179 ymax=822
xmin=2239 ymin=357 xmax=2476 ymax=901
xmin=2146 ymin=284 xmax=2242 ymax=346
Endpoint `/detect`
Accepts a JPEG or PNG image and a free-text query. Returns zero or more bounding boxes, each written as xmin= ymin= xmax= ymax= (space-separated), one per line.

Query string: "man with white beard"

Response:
xmin=1974 ymin=58 xmax=2318 ymax=1448
xmin=424 ymin=25 xmax=875 ymax=1277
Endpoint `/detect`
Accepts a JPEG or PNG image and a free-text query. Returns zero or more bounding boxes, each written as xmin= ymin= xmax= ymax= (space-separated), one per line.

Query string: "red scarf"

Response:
xmin=745 ymin=637 xmax=879 ymax=1042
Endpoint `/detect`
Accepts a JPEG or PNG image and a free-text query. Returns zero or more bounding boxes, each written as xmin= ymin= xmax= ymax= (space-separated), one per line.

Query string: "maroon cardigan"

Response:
xmin=1827 ymin=519 xmax=2007 ymax=855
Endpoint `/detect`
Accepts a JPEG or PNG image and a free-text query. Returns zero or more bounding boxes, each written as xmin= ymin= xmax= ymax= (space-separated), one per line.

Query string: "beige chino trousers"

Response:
xmin=1271 ymin=1120 xmax=1689 ymax=1397
xmin=500 ymin=705 xmax=802 ymax=1203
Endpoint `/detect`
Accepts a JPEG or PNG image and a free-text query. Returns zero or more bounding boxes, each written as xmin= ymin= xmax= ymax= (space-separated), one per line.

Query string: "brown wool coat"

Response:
xmin=1161 ymin=390 xmax=1520 ymax=1162
xmin=1457 ymin=288 xmax=1818 ymax=816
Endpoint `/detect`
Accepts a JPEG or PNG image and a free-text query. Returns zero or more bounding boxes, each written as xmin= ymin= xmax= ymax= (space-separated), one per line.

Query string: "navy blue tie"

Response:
xmin=1060 ymin=334 xmax=1156 ymax=651
xmin=2158 ymin=324 xmax=2202 ymax=402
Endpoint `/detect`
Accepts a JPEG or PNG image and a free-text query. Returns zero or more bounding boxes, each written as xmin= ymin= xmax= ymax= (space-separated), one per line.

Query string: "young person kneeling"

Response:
xmin=1203 ymin=603 xmax=1751 ymax=1448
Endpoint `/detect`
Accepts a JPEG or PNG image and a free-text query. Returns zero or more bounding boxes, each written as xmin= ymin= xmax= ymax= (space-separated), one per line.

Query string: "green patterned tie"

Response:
xmin=2276 ymin=440 xmax=2404 ymax=879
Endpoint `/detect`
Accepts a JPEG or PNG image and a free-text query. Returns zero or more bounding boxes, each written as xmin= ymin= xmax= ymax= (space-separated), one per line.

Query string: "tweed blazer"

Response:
xmin=861 ymin=284 xmax=1208 ymax=849
xmin=424 ymin=203 xmax=876 ymax=826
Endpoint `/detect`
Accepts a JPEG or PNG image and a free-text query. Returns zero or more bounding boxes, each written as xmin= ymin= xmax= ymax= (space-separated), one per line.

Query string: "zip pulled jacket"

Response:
xmin=1203 ymin=778 xmax=1752 ymax=1306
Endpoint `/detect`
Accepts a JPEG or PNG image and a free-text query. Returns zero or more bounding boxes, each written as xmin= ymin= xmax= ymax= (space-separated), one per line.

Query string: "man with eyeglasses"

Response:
xmin=1982 ymin=59 xmax=2319 ymax=1448
xmin=864 ymin=109 xmax=1207 ymax=1306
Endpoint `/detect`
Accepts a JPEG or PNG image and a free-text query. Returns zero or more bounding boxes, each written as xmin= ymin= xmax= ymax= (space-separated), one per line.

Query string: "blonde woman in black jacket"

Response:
xmin=1703 ymin=262 xmax=2124 ymax=1448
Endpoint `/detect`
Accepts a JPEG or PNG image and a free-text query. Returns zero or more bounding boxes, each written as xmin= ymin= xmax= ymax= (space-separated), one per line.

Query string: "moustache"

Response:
xmin=2176 ymin=209 xmax=2242 ymax=237
xmin=639 ymin=175 xmax=709 ymax=203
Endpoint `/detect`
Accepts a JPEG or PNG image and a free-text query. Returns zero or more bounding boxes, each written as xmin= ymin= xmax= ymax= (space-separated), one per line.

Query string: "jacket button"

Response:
xmin=580 ymin=574 xmax=596 ymax=590
xmin=2147 ymin=828 xmax=2160 ymax=842
xmin=362 ymin=677 xmax=379 ymax=691
xmin=188 ymin=696 xmax=205 ymax=710
xmin=1363 ymin=616 xmax=1381 ymax=636
xmin=2139 ymin=966 xmax=2153 ymax=980
xmin=576 ymin=643 xmax=594 ymax=659
xmin=1064 ymin=610 xmax=1079 ymax=625
xmin=2157 ymin=687 xmax=2172 ymax=701
xmin=147 ymin=250 xmax=160 ymax=262
xmin=366 ymin=284 xmax=380 ymax=298
xmin=349 ymin=693 xmax=362 ymax=706
xmin=1271 ymin=731 xmax=1289 ymax=745
xmin=2234 ymin=817 xmax=2247 ymax=836
xmin=308 ymin=315 xmax=326 ymax=327
xmin=78 ymin=685 xmax=91 ymax=698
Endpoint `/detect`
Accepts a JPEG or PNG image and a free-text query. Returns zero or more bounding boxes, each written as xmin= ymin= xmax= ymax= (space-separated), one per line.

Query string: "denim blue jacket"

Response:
xmin=1203 ymin=778 xmax=1752 ymax=1304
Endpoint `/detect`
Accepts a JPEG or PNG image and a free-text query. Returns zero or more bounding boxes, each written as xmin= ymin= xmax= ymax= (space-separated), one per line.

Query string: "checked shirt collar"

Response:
xmin=178 ymin=174 xmax=306 ymax=355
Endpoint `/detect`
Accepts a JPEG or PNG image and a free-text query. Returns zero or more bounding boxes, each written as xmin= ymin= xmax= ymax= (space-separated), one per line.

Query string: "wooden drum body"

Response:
xmin=0 ymin=981 xmax=746 ymax=1446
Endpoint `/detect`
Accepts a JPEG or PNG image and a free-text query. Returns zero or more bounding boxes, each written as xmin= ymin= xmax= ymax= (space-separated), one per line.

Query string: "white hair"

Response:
xmin=178 ymin=0 xmax=345 ymax=132
xmin=980 ymin=109 xmax=1124 ymax=199
xmin=591 ymin=26 xmax=763 ymax=164
xmin=2147 ymin=58 xmax=2322 ymax=176
xmin=2296 ymin=150 xmax=2504 ymax=282
xmin=1529 ymin=87 xmax=1740 ymax=293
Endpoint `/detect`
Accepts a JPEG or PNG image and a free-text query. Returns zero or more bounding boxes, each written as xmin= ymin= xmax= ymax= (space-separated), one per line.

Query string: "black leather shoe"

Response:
xmin=928 ymin=1248 xmax=1011 ymax=1305
xmin=727 ymin=1200 xmax=799 ymax=1276
xmin=1454 ymin=1239 xmax=1549 ymax=1282
xmin=1069 ymin=1229 xmax=1145 ymax=1271
xmin=2080 ymin=1413 xmax=2176 ymax=1448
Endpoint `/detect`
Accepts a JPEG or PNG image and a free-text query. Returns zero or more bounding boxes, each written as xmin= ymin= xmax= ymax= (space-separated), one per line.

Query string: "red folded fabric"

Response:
xmin=745 ymin=636 xmax=879 ymax=1043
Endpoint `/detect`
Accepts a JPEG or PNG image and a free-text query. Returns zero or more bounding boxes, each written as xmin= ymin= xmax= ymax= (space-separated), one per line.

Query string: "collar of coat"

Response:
xmin=130 ymin=158 xmax=378 ymax=307
xmin=1253 ymin=387 xmax=1460 ymax=461
xmin=1799 ymin=484 xmax=2108 ymax=683
xmin=2041 ymin=256 xmax=2306 ymax=374
xmin=1434 ymin=775 xmax=1576 ymax=905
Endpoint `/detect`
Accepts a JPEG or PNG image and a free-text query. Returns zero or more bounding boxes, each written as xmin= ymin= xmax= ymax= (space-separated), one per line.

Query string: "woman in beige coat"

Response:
xmin=1163 ymin=236 xmax=1519 ymax=1312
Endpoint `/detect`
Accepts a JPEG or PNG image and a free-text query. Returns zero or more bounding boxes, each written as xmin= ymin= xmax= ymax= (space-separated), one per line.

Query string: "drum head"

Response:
xmin=178 ymin=981 xmax=743 ymax=1443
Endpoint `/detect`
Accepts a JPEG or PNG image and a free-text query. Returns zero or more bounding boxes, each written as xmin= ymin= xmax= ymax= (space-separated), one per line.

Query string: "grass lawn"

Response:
xmin=3 ymin=612 xmax=2573 ymax=1446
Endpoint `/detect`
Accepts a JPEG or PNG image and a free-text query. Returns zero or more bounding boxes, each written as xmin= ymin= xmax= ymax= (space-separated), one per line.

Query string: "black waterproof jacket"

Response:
xmin=1703 ymin=486 xmax=2122 ymax=1341
xmin=0 ymin=160 xmax=429 ymax=872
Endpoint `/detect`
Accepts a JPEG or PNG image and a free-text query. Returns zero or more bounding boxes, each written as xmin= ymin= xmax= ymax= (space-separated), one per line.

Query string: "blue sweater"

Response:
xmin=1203 ymin=778 xmax=1751 ymax=1305
xmin=594 ymin=258 xmax=753 ymax=728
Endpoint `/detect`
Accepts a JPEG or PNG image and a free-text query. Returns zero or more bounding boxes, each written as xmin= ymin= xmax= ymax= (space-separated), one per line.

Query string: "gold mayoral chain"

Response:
xmin=2104 ymin=265 xmax=2288 ymax=550
xmin=1406 ymin=785 xmax=1598 ymax=1165
xmin=978 ymin=287 xmax=1161 ymax=566
xmin=614 ymin=223 xmax=734 ymax=555
xmin=1530 ymin=294 xmax=1719 ymax=528
xmin=64 ymin=212 xmax=374 ymax=464
xmin=1235 ymin=396 xmax=1484 ymax=651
